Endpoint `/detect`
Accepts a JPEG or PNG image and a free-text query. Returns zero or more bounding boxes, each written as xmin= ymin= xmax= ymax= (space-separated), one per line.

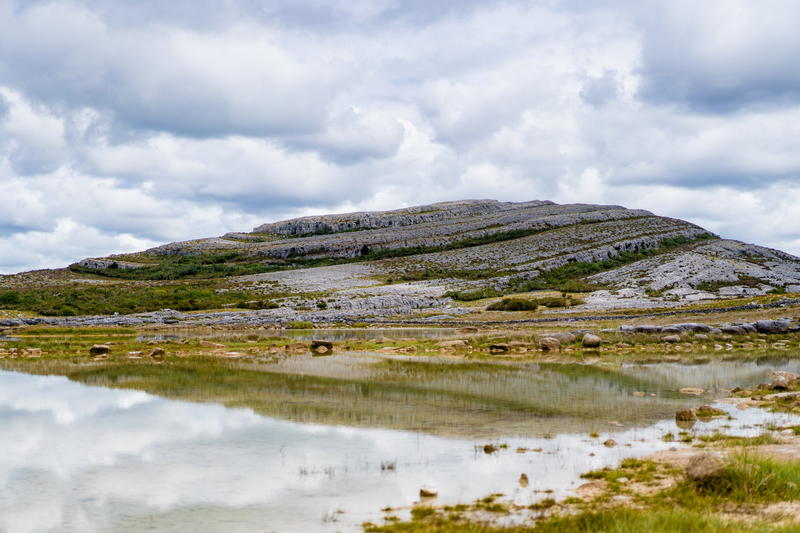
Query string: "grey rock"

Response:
xmin=686 ymin=453 xmax=726 ymax=484
xmin=539 ymin=337 xmax=561 ymax=352
xmin=582 ymin=334 xmax=602 ymax=348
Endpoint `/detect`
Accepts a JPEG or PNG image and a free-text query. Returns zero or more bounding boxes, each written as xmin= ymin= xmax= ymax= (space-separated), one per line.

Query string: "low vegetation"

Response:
xmin=365 ymin=453 xmax=800 ymax=533
xmin=447 ymin=233 xmax=715 ymax=300
xmin=0 ymin=283 xmax=281 ymax=316
xmin=486 ymin=295 xmax=584 ymax=311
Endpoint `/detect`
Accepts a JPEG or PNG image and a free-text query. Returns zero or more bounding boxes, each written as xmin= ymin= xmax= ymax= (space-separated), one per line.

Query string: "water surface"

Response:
xmin=2 ymin=355 xmax=800 ymax=532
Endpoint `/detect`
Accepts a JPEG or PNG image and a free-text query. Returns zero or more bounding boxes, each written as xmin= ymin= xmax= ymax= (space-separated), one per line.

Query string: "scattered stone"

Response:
xmin=582 ymin=334 xmax=602 ymax=348
xmin=755 ymin=319 xmax=791 ymax=334
xmin=662 ymin=335 xmax=681 ymax=343
xmin=419 ymin=486 xmax=438 ymax=498
xmin=686 ymin=453 xmax=726 ymax=484
xmin=147 ymin=347 xmax=166 ymax=359
xmin=550 ymin=332 xmax=577 ymax=344
xmin=436 ymin=339 xmax=468 ymax=349
xmin=675 ymin=408 xmax=697 ymax=422
xmin=311 ymin=340 xmax=334 ymax=354
xmin=539 ymin=337 xmax=561 ymax=352
xmin=89 ymin=344 xmax=111 ymax=356
xmin=679 ymin=387 xmax=705 ymax=395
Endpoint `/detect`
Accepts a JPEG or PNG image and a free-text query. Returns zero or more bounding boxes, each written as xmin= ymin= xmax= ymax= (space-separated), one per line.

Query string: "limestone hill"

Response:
xmin=1 ymin=199 xmax=799 ymax=323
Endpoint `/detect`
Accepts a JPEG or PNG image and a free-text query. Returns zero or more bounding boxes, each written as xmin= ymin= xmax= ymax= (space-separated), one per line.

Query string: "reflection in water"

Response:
xmin=2 ymin=356 xmax=800 ymax=532
xmin=62 ymin=354 xmax=800 ymax=438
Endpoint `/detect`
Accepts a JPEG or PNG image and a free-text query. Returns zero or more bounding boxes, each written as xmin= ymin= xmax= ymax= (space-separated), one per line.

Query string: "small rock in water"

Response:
xmin=679 ymin=387 xmax=705 ymax=395
xmin=483 ymin=444 xmax=498 ymax=454
xmin=603 ymin=439 xmax=617 ymax=448
xmin=148 ymin=347 xmax=166 ymax=359
xmin=489 ymin=343 xmax=510 ymax=353
xmin=519 ymin=473 xmax=529 ymax=487
xmin=311 ymin=340 xmax=334 ymax=354
xmin=633 ymin=391 xmax=646 ymax=397
xmin=419 ymin=486 xmax=438 ymax=498
xmin=89 ymin=344 xmax=111 ymax=356
xmin=675 ymin=408 xmax=697 ymax=422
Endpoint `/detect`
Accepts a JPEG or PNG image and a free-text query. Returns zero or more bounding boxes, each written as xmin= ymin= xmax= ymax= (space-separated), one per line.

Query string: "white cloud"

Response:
xmin=0 ymin=0 xmax=799 ymax=274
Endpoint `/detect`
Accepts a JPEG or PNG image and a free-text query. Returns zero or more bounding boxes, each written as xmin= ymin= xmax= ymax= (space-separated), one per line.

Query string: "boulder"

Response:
xmin=539 ymin=337 xmax=561 ymax=352
xmin=436 ymin=339 xmax=468 ymax=349
xmin=311 ymin=340 xmax=334 ymax=354
xmin=686 ymin=453 xmax=726 ymax=484
xmin=147 ymin=347 xmax=166 ymax=359
xmin=582 ymin=334 xmax=602 ymax=348
xmin=679 ymin=387 xmax=704 ymax=395
xmin=603 ymin=439 xmax=617 ymax=447
xmin=675 ymin=408 xmax=697 ymax=422
xmin=89 ymin=344 xmax=111 ymax=356
xmin=519 ymin=473 xmax=529 ymax=488
xmin=661 ymin=326 xmax=682 ymax=335
xmin=675 ymin=323 xmax=713 ymax=333
xmin=551 ymin=332 xmax=577 ymax=344
xmin=489 ymin=343 xmax=510 ymax=353
xmin=662 ymin=335 xmax=681 ymax=343
xmin=419 ymin=486 xmax=438 ymax=498
xmin=720 ymin=326 xmax=744 ymax=335
xmin=755 ymin=319 xmax=791 ymax=334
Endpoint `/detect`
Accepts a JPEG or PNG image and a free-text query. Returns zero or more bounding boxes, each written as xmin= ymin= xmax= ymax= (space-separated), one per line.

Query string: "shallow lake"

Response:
xmin=2 ymin=355 xmax=800 ymax=532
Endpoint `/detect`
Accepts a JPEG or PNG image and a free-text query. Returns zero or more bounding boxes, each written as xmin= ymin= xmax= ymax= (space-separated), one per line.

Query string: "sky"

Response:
xmin=1 ymin=0 xmax=799 ymax=274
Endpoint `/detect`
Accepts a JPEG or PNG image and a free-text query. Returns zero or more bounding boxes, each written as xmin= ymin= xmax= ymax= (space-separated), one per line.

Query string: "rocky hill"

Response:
xmin=2 ymin=199 xmax=800 ymax=324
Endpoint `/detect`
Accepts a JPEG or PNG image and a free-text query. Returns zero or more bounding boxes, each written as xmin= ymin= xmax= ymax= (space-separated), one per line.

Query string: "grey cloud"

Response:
xmin=0 ymin=3 xmax=342 ymax=138
xmin=581 ymin=70 xmax=619 ymax=107
xmin=635 ymin=1 xmax=800 ymax=112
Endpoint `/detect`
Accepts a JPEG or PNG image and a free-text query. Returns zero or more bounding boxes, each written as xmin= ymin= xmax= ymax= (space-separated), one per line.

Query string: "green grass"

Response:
xmin=69 ymin=251 xmax=274 ymax=280
xmin=486 ymin=295 xmax=584 ymax=311
xmin=364 ymin=507 xmax=798 ymax=532
xmin=0 ymin=283 xmax=281 ymax=316
xmin=367 ymin=453 xmax=800 ymax=532
xmin=673 ymin=454 xmax=800 ymax=504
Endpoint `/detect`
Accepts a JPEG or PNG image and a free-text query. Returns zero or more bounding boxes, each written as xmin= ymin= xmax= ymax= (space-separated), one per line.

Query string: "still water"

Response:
xmin=1 ymin=357 xmax=799 ymax=533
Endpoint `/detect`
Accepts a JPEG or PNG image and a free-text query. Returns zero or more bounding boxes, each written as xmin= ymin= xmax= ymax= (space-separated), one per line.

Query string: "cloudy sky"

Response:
xmin=1 ymin=0 xmax=799 ymax=273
